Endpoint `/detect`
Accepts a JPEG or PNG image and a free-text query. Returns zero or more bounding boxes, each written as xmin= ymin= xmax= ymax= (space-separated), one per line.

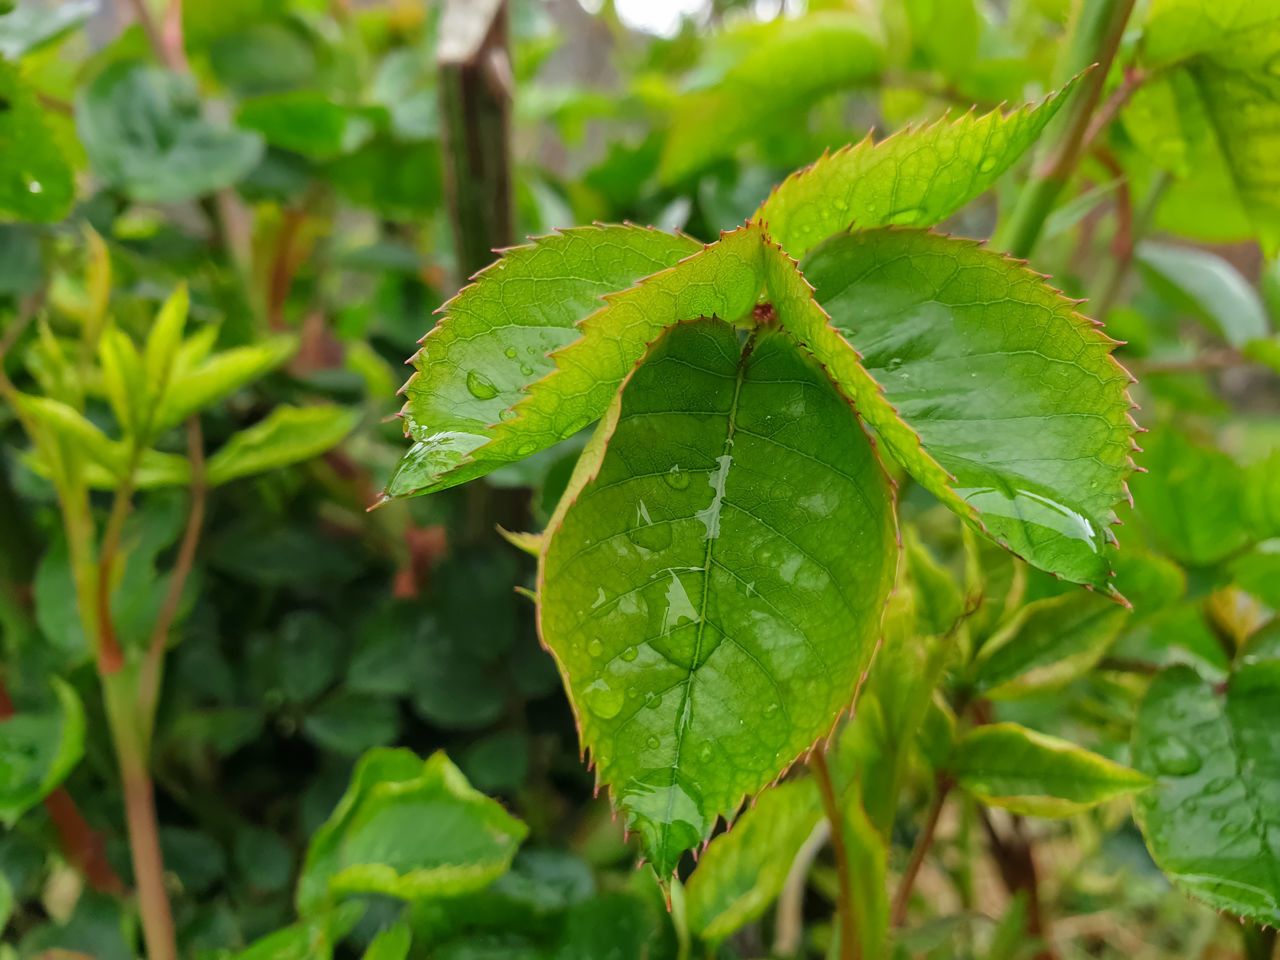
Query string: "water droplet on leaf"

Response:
xmin=584 ymin=679 xmax=623 ymax=719
xmin=1149 ymin=734 xmax=1203 ymax=777
xmin=663 ymin=465 xmax=690 ymax=490
xmin=466 ymin=369 xmax=499 ymax=400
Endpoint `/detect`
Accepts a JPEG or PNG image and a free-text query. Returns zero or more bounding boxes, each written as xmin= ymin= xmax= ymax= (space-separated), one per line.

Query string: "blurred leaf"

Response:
xmin=756 ymin=83 xmax=1073 ymax=259
xmin=1233 ymin=544 xmax=1280 ymax=607
xmin=805 ymin=228 xmax=1134 ymax=589
xmin=303 ymin=693 xmax=400 ymax=757
xmin=75 ymin=60 xmax=264 ymax=203
xmin=297 ymin=749 xmax=528 ymax=912
xmin=1142 ymin=0 xmax=1279 ymax=67
xmin=686 ymin=780 xmax=822 ymax=942
xmin=372 ymin=48 xmax=438 ymax=140
xmin=1133 ymin=662 xmax=1280 ymax=924
xmin=361 ymin=922 xmax=412 ymax=960
xmin=388 ymin=224 xmax=698 ymax=500
xmin=99 ymin=326 xmax=146 ymax=436
xmin=238 ymin=91 xmax=378 ymax=159
xmin=953 ymin=722 xmax=1150 ymax=817
xmin=0 ymin=224 xmax=42 ymax=296
xmin=0 ymin=0 xmax=95 ymax=58
xmin=326 ymin=138 xmax=443 ymax=220
xmin=232 ymin=902 xmax=365 ymax=960
xmin=540 ymin=319 xmax=895 ymax=874
xmin=160 ymin=826 xmax=226 ymax=896
xmin=1136 ymin=242 xmax=1269 ymax=346
xmin=234 ymin=825 xmax=293 ymax=894
xmin=206 ymin=405 xmax=357 ymax=486
xmin=461 ymin=731 xmax=529 ymax=795
xmin=659 ymin=13 xmax=885 ymax=183
xmin=17 ymin=891 xmax=133 ymax=960
xmin=0 ymin=871 xmax=10 ymax=935
xmin=143 ymin=282 xmax=189 ymax=399
xmin=556 ymin=893 xmax=667 ymax=960
xmin=1245 ymin=450 xmax=1280 ymax=539
xmin=0 ymin=677 xmax=85 ymax=828
xmin=905 ymin=0 xmax=979 ymax=79
xmin=0 ymin=59 xmax=74 ymax=221
xmin=156 ymin=334 xmax=296 ymax=432
xmin=973 ymin=592 xmax=1128 ymax=699
xmin=1130 ymin=427 xmax=1254 ymax=566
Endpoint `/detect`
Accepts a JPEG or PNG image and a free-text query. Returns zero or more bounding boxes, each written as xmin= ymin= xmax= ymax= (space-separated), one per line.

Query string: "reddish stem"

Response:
xmin=891 ymin=774 xmax=953 ymax=926
xmin=811 ymin=750 xmax=859 ymax=960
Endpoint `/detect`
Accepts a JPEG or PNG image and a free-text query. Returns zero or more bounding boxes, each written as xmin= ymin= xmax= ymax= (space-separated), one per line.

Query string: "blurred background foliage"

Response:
xmin=0 ymin=0 xmax=1277 ymax=958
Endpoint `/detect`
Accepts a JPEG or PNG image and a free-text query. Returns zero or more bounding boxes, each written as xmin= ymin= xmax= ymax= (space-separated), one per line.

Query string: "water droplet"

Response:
xmin=886 ymin=357 xmax=905 ymax=371
xmin=584 ymin=678 xmax=623 ymax=719
xmin=646 ymin=736 xmax=660 ymax=749
xmin=663 ymin=465 xmax=690 ymax=490
xmin=520 ymin=364 xmax=534 ymax=376
xmin=627 ymin=500 xmax=673 ymax=552
xmin=621 ymin=646 xmax=639 ymax=662
xmin=526 ymin=345 xmax=537 ymax=355
xmin=979 ymin=156 xmax=998 ymax=173
xmin=1148 ymin=734 xmax=1203 ymax=777
xmin=699 ymin=745 xmax=713 ymax=761
xmin=498 ymin=408 xmax=518 ymax=421
xmin=887 ymin=206 xmax=924 ymax=225
xmin=588 ymin=638 xmax=603 ymax=657
xmin=694 ymin=454 xmax=732 ymax=540
xmin=504 ymin=347 xmax=518 ymax=359
xmin=27 ymin=180 xmax=42 ymax=194
xmin=765 ymin=703 xmax=779 ymax=717
xmin=466 ymin=369 xmax=499 ymax=400
xmin=643 ymin=692 xmax=662 ymax=710
xmin=954 ymin=485 xmax=1106 ymax=557
xmin=1203 ymin=776 xmax=1232 ymax=796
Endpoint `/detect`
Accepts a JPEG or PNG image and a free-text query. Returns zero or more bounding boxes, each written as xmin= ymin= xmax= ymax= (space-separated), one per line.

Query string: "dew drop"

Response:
xmin=663 ymin=465 xmax=690 ymax=490
xmin=887 ymin=206 xmax=924 ymax=225
xmin=1148 ymin=734 xmax=1203 ymax=777
xmin=498 ymin=408 xmax=518 ymax=421
xmin=587 ymin=638 xmax=604 ymax=657
xmin=886 ymin=357 xmax=905 ymax=372
xmin=466 ymin=369 xmax=499 ymax=400
xmin=646 ymin=736 xmax=660 ymax=749
xmin=764 ymin=703 xmax=779 ymax=718
xmin=979 ymin=156 xmax=998 ymax=173
xmin=643 ymin=692 xmax=662 ymax=710
xmin=627 ymin=500 xmax=673 ymax=552
xmin=27 ymin=180 xmax=42 ymax=194
xmin=699 ymin=745 xmax=713 ymax=761
xmin=1203 ymin=776 xmax=1232 ymax=796
xmin=584 ymin=678 xmax=623 ymax=719
xmin=504 ymin=347 xmax=518 ymax=359
xmin=621 ymin=646 xmax=639 ymax=662
xmin=520 ymin=364 xmax=534 ymax=376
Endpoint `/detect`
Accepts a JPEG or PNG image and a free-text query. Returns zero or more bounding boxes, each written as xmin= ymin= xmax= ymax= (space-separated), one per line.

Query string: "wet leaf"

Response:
xmin=297 ymin=749 xmax=528 ymax=912
xmin=388 ymin=225 xmax=699 ymax=499
xmin=953 ymin=722 xmax=1150 ymax=817
xmin=754 ymin=84 xmax=1073 ymax=259
xmin=1133 ymin=663 xmax=1280 ymax=924
xmin=539 ymin=319 xmax=896 ymax=874
xmin=803 ymin=228 xmax=1135 ymax=589
xmin=686 ymin=780 xmax=823 ymax=941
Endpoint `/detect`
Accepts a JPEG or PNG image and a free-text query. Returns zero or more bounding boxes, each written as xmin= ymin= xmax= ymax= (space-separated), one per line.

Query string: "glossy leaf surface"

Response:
xmin=686 ymin=779 xmax=822 ymax=941
xmin=539 ymin=319 xmax=896 ymax=874
xmin=389 ymin=225 xmax=700 ymax=499
xmin=953 ymin=722 xmax=1150 ymax=817
xmin=804 ymin=228 xmax=1135 ymax=588
xmin=1133 ymin=663 xmax=1280 ymax=924
xmin=754 ymin=85 xmax=1072 ymax=260
xmin=297 ymin=749 xmax=527 ymax=912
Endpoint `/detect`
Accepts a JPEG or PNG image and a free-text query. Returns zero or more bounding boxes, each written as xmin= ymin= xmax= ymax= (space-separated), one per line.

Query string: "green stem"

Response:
xmin=1000 ymin=0 xmax=1137 ymax=258
xmin=1243 ymin=922 xmax=1278 ymax=960
xmin=811 ymin=750 xmax=859 ymax=960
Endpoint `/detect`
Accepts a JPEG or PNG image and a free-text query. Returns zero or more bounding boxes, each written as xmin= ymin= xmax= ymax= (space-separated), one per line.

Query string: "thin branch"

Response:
xmin=775 ymin=818 xmax=832 ymax=957
xmin=891 ymin=773 xmax=953 ymax=926
xmin=1080 ymin=66 xmax=1146 ymax=159
xmin=122 ymin=0 xmax=186 ymax=72
xmin=811 ymin=750 xmax=859 ymax=960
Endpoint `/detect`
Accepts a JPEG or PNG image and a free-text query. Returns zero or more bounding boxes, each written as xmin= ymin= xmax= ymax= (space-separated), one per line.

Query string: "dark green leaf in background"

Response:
xmin=0 ymin=58 xmax=74 ymax=221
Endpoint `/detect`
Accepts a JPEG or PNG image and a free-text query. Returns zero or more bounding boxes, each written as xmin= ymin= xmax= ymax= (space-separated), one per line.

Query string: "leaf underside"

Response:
xmin=539 ymin=318 xmax=896 ymax=874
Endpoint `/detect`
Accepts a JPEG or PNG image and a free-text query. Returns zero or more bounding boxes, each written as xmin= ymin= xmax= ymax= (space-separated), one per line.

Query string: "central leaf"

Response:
xmin=539 ymin=318 xmax=896 ymax=875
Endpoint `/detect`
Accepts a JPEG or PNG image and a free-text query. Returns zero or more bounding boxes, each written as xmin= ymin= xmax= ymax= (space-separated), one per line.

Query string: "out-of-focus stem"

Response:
xmin=811 ymin=751 xmax=859 ymax=960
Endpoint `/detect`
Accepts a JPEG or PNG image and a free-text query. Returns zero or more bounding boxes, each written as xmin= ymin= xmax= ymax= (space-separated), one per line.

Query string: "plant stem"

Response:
xmin=811 ymin=750 xmax=858 ymax=960
xmin=775 ymin=818 xmax=832 ymax=957
xmin=890 ymin=773 xmax=953 ymax=927
xmin=1243 ymin=922 xmax=1278 ymax=960
xmin=1089 ymin=170 xmax=1170 ymax=321
xmin=669 ymin=876 xmax=691 ymax=960
xmin=94 ymin=462 xmax=138 ymax=674
xmin=1000 ymin=0 xmax=1137 ymax=258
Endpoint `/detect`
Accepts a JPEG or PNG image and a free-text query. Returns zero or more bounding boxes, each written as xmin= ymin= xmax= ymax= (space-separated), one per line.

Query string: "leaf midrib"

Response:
xmin=661 ymin=330 xmax=754 ymax=848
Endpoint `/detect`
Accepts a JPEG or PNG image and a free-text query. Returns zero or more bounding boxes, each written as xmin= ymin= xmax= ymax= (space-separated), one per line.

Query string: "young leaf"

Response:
xmin=12 ymin=393 xmax=124 ymax=477
xmin=143 ymin=283 xmax=190 ymax=401
xmin=658 ymin=12 xmax=886 ymax=184
xmin=0 ymin=677 xmax=86 ymax=828
xmin=686 ymin=780 xmax=823 ymax=942
xmin=1133 ymin=663 xmax=1280 ymax=924
xmin=98 ymin=327 xmax=147 ymax=437
xmin=388 ymin=225 xmax=700 ymax=499
xmin=0 ymin=59 xmax=74 ymax=221
xmin=388 ymin=225 xmax=752 ymax=501
xmin=538 ymin=319 xmax=896 ymax=874
xmin=802 ymin=228 xmax=1136 ymax=589
xmin=205 ymin=405 xmax=358 ymax=486
xmin=75 ymin=61 xmax=265 ymax=203
xmin=231 ymin=903 xmax=365 ymax=960
xmin=296 ymin=748 xmax=527 ymax=913
xmin=952 ymin=722 xmax=1150 ymax=817
xmin=237 ymin=90 xmax=376 ymax=159
xmin=1137 ymin=242 xmax=1269 ymax=347
xmin=1142 ymin=0 xmax=1279 ymax=69
xmin=972 ymin=592 xmax=1128 ymax=699
xmin=155 ymin=335 xmax=297 ymax=432
xmin=360 ymin=923 xmax=412 ymax=960
xmin=753 ymin=83 xmax=1073 ymax=259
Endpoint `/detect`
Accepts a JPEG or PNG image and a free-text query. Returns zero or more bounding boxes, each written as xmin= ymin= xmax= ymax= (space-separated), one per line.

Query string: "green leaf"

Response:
xmin=538 ymin=319 xmax=896 ymax=874
xmin=841 ymin=792 xmax=889 ymax=960
xmin=99 ymin=326 xmax=147 ymax=436
xmin=156 ymin=335 xmax=297 ymax=432
xmin=972 ymin=592 xmax=1128 ymax=700
xmin=1129 ymin=427 xmax=1254 ymax=566
xmin=143 ymin=283 xmax=190 ymax=401
xmin=0 ymin=677 xmax=85 ymax=827
xmin=1142 ymin=0 xmax=1279 ymax=68
xmin=205 ymin=405 xmax=357 ymax=486
xmin=237 ymin=90 xmax=377 ymax=159
xmin=905 ymin=0 xmax=980 ymax=79
xmin=75 ymin=60 xmax=264 ymax=203
xmin=754 ymin=83 xmax=1073 ymax=259
xmin=0 ymin=59 xmax=74 ymax=221
xmin=297 ymin=748 xmax=528 ymax=913
xmin=302 ymin=693 xmax=400 ymax=757
xmin=952 ymin=722 xmax=1150 ymax=817
xmin=388 ymin=225 xmax=700 ymax=499
xmin=0 ymin=0 xmax=94 ymax=58
xmin=803 ymin=228 xmax=1136 ymax=589
xmin=1136 ymin=242 xmax=1269 ymax=346
xmin=686 ymin=780 xmax=823 ymax=941
xmin=1245 ymin=450 xmax=1280 ymax=539
xmin=232 ymin=903 xmax=365 ymax=960
xmin=1133 ymin=663 xmax=1280 ymax=924
xmin=361 ymin=923 xmax=412 ymax=960
xmin=12 ymin=393 xmax=123 ymax=477
xmin=658 ymin=12 xmax=886 ymax=184
xmin=0 ymin=872 xmax=11 ymax=936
